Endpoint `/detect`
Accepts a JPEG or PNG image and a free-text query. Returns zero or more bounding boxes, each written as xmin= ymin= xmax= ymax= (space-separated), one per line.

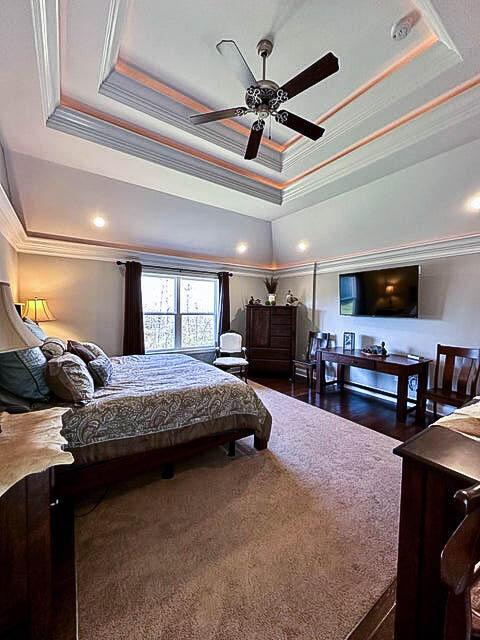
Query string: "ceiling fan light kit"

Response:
xmin=190 ymin=38 xmax=339 ymax=160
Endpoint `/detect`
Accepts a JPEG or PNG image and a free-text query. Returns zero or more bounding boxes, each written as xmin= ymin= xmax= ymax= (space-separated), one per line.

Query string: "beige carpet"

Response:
xmin=76 ymin=383 xmax=401 ymax=640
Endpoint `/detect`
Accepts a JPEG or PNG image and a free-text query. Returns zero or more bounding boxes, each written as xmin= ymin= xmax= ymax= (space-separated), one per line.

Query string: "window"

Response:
xmin=142 ymin=273 xmax=217 ymax=352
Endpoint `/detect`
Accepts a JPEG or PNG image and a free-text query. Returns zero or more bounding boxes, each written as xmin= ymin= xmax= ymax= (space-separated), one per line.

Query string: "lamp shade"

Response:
xmin=23 ymin=297 xmax=56 ymax=322
xmin=0 ymin=283 xmax=42 ymax=353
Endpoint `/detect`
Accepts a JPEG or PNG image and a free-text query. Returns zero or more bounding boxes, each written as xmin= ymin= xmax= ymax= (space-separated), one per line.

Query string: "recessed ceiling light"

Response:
xmin=297 ymin=241 xmax=308 ymax=252
xmin=92 ymin=215 xmax=106 ymax=228
xmin=236 ymin=242 xmax=248 ymax=254
xmin=467 ymin=195 xmax=480 ymax=212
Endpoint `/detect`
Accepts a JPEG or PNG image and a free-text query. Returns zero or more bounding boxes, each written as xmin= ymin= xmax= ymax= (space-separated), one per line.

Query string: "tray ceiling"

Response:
xmin=0 ymin=0 xmax=479 ymax=236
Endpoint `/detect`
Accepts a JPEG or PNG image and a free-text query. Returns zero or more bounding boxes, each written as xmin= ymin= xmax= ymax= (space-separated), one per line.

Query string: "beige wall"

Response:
xmin=279 ymin=253 xmax=480 ymax=398
xmin=18 ymin=254 xmax=124 ymax=356
xmin=0 ymin=231 xmax=18 ymax=297
xmin=17 ymin=253 xmax=266 ymax=356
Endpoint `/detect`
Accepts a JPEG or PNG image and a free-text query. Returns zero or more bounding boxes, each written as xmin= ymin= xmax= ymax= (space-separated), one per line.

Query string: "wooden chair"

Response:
xmin=424 ymin=345 xmax=480 ymax=420
xmin=441 ymin=483 xmax=480 ymax=640
xmin=292 ymin=331 xmax=330 ymax=388
xmin=213 ymin=332 xmax=248 ymax=382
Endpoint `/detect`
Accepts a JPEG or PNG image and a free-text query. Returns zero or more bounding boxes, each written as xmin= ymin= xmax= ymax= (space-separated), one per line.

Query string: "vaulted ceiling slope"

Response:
xmin=0 ymin=0 xmax=479 ymax=271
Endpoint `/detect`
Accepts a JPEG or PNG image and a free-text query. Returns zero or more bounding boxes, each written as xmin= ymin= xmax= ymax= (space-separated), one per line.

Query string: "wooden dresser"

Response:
xmin=245 ymin=305 xmax=297 ymax=376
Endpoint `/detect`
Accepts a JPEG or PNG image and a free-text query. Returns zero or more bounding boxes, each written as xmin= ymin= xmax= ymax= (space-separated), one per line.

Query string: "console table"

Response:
xmin=316 ymin=347 xmax=431 ymax=423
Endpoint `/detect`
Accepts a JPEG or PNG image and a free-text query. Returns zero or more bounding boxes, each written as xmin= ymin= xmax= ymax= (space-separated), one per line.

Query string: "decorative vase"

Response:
xmin=268 ymin=293 xmax=276 ymax=305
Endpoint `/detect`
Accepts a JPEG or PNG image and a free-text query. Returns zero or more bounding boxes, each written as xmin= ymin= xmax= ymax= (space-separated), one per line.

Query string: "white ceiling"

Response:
xmin=0 ymin=0 xmax=479 ymax=264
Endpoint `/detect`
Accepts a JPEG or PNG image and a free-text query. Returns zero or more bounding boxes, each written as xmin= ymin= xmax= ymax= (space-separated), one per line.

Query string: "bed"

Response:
xmin=54 ymin=353 xmax=271 ymax=496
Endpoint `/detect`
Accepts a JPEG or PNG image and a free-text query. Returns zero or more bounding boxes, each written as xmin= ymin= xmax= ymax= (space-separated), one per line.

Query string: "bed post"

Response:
xmin=254 ymin=436 xmax=268 ymax=451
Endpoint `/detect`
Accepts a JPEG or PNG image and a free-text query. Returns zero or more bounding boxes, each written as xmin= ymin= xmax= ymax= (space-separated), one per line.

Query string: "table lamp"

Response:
xmin=23 ymin=297 xmax=56 ymax=324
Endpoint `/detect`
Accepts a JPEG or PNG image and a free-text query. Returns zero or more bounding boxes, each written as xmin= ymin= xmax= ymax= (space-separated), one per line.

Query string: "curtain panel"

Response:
xmin=217 ymin=272 xmax=231 ymax=339
xmin=123 ymin=261 xmax=145 ymax=355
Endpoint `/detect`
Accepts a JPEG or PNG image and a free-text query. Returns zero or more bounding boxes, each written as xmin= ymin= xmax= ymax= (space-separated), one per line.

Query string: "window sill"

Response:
xmin=145 ymin=347 xmax=216 ymax=355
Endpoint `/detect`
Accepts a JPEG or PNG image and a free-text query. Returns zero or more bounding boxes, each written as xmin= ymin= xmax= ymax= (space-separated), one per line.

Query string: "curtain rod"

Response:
xmin=116 ymin=261 xmax=232 ymax=277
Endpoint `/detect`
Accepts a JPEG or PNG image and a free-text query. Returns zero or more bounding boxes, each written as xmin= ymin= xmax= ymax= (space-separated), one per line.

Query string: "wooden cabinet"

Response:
xmin=246 ymin=305 xmax=297 ymax=376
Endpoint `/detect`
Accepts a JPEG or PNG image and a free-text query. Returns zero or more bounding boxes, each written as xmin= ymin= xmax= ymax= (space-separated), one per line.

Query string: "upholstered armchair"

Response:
xmin=213 ymin=332 xmax=248 ymax=382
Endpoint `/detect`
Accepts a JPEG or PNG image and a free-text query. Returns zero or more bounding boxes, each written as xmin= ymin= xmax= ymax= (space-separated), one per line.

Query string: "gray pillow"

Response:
xmin=23 ymin=317 xmax=47 ymax=341
xmin=82 ymin=342 xmax=109 ymax=359
xmin=0 ymin=348 xmax=50 ymax=401
xmin=46 ymin=353 xmax=94 ymax=405
xmin=88 ymin=356 xmax=113 ymax=387
xmin=41 ymin=337 xmax=66 ymax=360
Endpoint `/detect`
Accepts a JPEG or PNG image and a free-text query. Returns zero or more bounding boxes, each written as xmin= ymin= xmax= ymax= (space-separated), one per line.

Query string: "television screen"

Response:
xmin=339 ymin=265 xmax=419 ymax=318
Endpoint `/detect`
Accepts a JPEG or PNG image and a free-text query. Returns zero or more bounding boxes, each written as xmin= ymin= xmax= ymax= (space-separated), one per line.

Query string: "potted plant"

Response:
xmin=264 ymin=277 xmax=279 ymax=305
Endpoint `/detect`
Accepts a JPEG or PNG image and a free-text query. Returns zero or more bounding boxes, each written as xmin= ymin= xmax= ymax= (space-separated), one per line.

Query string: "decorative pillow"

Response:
xmin=23 ymin=317 xmax=47 ymax=341
xmin=46 ymin=353 xmax=94 ymax=405
xmin=67 ymin=340 xmax=96 ymax=364
xmin=0 ymin=348 xmax=49 ymax=401
xmin=0 ymin=386 xmax=32 ymax=413
xmin=88 ymin=356 xmax=113 ymax=387
xmin=41 ymin=337 xmax=66 ymax=361
xmin=82 ymin=342 xmax=109 ymax=360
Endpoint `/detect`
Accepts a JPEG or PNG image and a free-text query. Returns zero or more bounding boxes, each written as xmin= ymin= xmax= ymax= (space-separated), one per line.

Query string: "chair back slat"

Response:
xmin=308 ymin=331 xmax=330 ymax=361
xmin=435 ymin=345 xmax=480 ymax=400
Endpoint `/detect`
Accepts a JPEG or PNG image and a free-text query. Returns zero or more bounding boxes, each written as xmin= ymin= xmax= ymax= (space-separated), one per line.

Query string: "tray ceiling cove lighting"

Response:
xmin=0 ymin=283 xmax=42 ymax=353
xmin=23 ymin=297 xmax=56 ymax=324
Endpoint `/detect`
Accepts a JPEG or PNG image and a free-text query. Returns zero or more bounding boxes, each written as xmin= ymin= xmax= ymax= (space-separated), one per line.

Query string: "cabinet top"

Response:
xmin=246 ymin=304 xmax=297 ymax=310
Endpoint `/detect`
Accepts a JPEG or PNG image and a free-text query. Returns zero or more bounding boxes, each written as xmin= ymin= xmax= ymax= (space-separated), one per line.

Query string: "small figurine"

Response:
xmin=285 ymin=289 xmax=299 ymax=306
xmin=248 ymin=296 xmax=255 ymax=305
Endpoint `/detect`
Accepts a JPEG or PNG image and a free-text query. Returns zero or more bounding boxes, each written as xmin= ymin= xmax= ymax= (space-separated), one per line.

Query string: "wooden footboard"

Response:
xmin=54 ymin=428 xmax=266 ymax=498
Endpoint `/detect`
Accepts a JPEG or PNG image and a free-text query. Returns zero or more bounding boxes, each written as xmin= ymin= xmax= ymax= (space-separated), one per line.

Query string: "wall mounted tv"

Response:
xmin=339 ymin=265 xmax=419 ymax=318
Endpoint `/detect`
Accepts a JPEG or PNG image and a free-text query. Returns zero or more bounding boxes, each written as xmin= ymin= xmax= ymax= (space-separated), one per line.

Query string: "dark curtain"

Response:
xmin=217 ymin=272 xmax=231 ymax=338
xmin=123 ymin=261 xmax=145 ymax=355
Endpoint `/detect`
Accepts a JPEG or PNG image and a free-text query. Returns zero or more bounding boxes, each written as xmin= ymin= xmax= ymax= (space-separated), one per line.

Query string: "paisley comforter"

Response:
xmin=61 ymin=353 xmax=271 ymax=465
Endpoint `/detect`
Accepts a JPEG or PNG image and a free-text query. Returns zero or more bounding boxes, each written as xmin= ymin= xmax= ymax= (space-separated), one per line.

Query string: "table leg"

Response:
xmin=338 ymin=364 xmax=345 ymax=390
xmin=415 ymin=365 xmax=428 ymax=425
xmin=316 ymin=356 xmax=326 ymax=394
xmin=397 ymin=373 xmax=408 ymax=423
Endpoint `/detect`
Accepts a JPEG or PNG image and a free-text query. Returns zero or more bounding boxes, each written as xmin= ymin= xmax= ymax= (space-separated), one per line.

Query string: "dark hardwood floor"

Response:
xmin=250 ymin=375 xmax=431 ymax=442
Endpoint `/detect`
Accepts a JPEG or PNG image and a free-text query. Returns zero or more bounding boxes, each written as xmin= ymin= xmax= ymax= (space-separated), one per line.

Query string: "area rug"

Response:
xmin=76 ymin=383 xmax=401 ymax=640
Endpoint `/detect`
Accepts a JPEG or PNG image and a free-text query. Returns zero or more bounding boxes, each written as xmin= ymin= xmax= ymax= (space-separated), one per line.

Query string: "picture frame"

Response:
xmin=343 ymin=331 xmax=355 ymax=351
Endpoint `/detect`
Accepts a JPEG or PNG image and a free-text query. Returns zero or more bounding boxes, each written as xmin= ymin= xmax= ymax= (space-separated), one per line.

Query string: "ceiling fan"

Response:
xmin=190 ymin=39 xmax=339 ymax=160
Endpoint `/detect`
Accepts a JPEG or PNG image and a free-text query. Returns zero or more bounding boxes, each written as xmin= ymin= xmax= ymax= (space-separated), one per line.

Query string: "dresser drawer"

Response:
xmin=270 ymin=336 xmax=290 ymax=349
xmin=270 ymin=324 xmax=292 ymax=337
xmin=250 ymin=348 xmax=290 ymax=361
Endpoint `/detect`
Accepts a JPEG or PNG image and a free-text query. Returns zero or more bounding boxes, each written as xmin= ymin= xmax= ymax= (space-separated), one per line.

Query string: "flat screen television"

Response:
xmin=339 ymin=265 xmax=419 ymax=318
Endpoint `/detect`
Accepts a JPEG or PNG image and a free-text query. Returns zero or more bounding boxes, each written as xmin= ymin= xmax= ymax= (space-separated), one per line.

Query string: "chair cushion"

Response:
xmin=0 ymin=347 xmax=50 ymax=401
xmin=219 ymin=332 xmax=242 ymax=354
xmin=213 ymin=357 xmax=248 ymax=367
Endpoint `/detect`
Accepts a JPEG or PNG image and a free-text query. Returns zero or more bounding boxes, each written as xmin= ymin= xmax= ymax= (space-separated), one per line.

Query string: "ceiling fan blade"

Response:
xmin=190 ymin=107 xmax=248 ymax=125
xmin=216 ymin=40 xmax=257 ymax=89
xmin=275 ymin=110 xmax=325 ymax=140
xmin=244 ymin=120 xmax=264 ymax=160
xmin=280 ymin=52 xmax=339 ymax=101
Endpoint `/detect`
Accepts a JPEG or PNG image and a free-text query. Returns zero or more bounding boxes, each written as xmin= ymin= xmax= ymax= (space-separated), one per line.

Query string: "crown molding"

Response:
xmin=100 ymin=67 xmax=282 ymax=172
xmin=98 ymin=0 xmax=129 ymax=87
xmin=414 ymin=0 xmax=461 ymax=55
xmin=0 ymin=185 xmax=28 ymax=249
xmin=47 ymin=104 xmax=282 ymax=204
xmin=30 ymin=0 xmax=60 ymax=121
xmin=282 ymin=77 xmax=480 ymax=205
xmin=274 ymin=233 xmax=480 ymax=277
xmin=282 ymin=38 xmax=461 ymax=171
